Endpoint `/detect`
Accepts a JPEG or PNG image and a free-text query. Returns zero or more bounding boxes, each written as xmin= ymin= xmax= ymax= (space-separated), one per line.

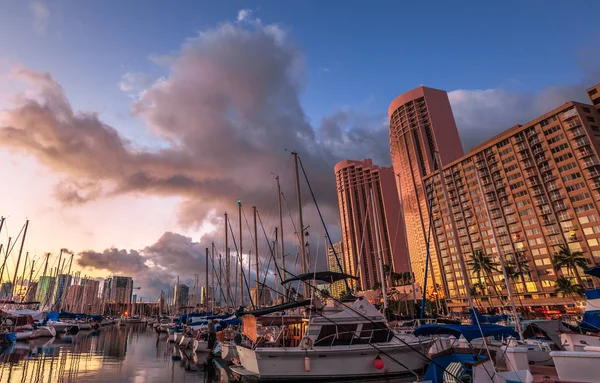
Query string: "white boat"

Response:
xmin=193 ymin=338 xmax=210 ymax=353
xmin=231 ymin=297 xmax=427 ymax=381
xmin=174 ymin=332 xmax=183 ymax=343
xmin=15 ymin=330 xmax=33 ymax=341
xmin=551 ymin=346 xmax=600 ymax=383
xmin=48 ymin=321 xmax=73 ymax=333
xmin=31 ymin=326 xmax=56 ymax=338
xmin=179 ymin=334 xmax=192 ymax=348
xmin=78 ymin=322 xmax=93 ymax=330
xmin=220 ymin=341 xmax=238 ymax=360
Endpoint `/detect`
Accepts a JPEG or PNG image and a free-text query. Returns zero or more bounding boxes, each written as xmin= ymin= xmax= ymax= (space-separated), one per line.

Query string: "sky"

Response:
xmin=0 ymin=1 xmax=599 ymax=299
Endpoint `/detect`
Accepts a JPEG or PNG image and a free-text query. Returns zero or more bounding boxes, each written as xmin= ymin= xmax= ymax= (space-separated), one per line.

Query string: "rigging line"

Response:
xmin=281 ymin=268 xmax=467 ymax=382
xmin=227 ymin=219 xmax=255 ymax=309
xmin=256 ymin=209 xmax=284 ymax=289
xmin=298 ymin=156 xmax=350 ymax=292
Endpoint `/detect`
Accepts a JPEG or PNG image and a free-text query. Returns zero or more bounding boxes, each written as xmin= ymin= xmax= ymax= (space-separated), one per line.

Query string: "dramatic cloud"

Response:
xmin=237 ymin=9 xmax=253 ymax=22
xmin=119 ymin=72 xmax=160 ymax=93
xmin=29 ymin=2 xmax=50 ymax=34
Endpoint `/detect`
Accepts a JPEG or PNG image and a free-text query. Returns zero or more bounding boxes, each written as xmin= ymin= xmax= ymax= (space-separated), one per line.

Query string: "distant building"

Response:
xmin=81 ymin=279 xmax=100 ymax=313
xmin=53 ymin=274 xmax=72 ymax=309
xmin=106 ymin=276 xmax=133 ymax=304
xmin=250 ymin=285 xmax=272 ymax=307
xmin=334 ymin=158 xmax=409 ymax=291
xmin=26 ymin=282 xmax=37 ymax=302
xmin=174 ymin=284 xmax=190 ymax=308
xmin=200 ymin=286 xmax=214 ymax=306
xmin=64 ymin=284 xmax=84 ymax=312
xmin=327 ymin=242 xmax=347 ymax=298
xmin=35 ymin=276 xmax=55 ymax=306
xmin=0 ymin=282 xmax=12 ymax=299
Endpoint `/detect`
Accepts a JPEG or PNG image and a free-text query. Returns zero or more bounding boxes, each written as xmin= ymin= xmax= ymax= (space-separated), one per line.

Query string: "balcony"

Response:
xmin=488 ymin=201 xmax=500 ymax=210
xmin=542 ymin=173 xmax=558 ymax=183
xmin=542 ymin=218 xmax=556 ymax=225
xmin=532 ymin=188 xmax=544 ymax=197
xmin=535 ymin=155 xmax=548 ymax=165
xmin=477 ymin=161 xmax=487 ymax=170
xmin=557 ymin=212 xmax=573 ymax=221
xmin=497 ymin=190 xmax=508 ymax=198
xmin=549 ymin=192 xmax=564 ymax=202
xmin=500 ymin=198 xmax=511 ymax=207
xmin=527 ymin=178 xmax=541 ymax=188
xmin=522 ymin=160 xmax=535 ymax=169
xmin=482 ymin=177 xmax=492 ymax=185
xmin=582 ymin=158 xmax=600 ymax=168
xmin=534 ymin=196 xmax=549 ymax=206
xmin=489 ymin=165 xmax=499 ymax=173
xmin=565 ymin=118 xmax=582 ymax=129
xmin=532 ymin=147 xmax=545 ymax=155
xmin=527 ymin=129 xmax=538 ymax=137
xmin=574 ymin=138 xmax=591 ymax=149
xmin=569 ymin=128 xmax=586 ymax=139
xmin=492 ymin=174 xmax=503 ymax=182
xmin=519 ymin=152 xmax=531 ymax=161
xmin=577 ymin=149 xmax=595 ymax=158
xmin=486 ymin=195 xmax=497 ymax=202
xmin=529 ymin=137 xmax=542 ymax=146
xmin=539 ymin=164 xmax=553 ymax=173
xmin=547 ymin=183 xmax=560 ymax=192
xmin=524 ymin=169 xmax=537 ymax=178
xmin=483 ymin=185 xmax=495 ymax=193
xmin=515 ymin=135 xmax=525 ymax=144
xmin=495 ymin=181 xmax=506 ymax=189
xmin=554 ymin=202 xmax=569 ymax=211
xmin=592 ymin=181 xmax=600 ymax=190
xmin=539 ymin=206 xmax=553 ymax=215
xmin=516 ymin=143 xmax=528 ymax=152
xmin=589 ymin=170 xmax=600 ymax=178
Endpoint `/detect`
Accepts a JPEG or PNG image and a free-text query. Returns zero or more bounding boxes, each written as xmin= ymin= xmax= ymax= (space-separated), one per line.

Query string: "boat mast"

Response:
xmin=67 ymin=252 xmax=74 ymax=276
xmin=11 ymin=219 xmax=29 ymax=299
xmin=225 ymin=212 xmax=230 ymax=311
xmin=205 ymin=247 xmax=209 ymax=310
xmin=276 ymin=176 xmax=287 ymax=298
xmin=211 ymin=242 xmax=215 ymax=312
xmin=370 ymin=188 xmax=388 ymax=312
xmin=18 ymin=252 xmax=28 ymax=300
xmin=253 ymin=206 xmax=259 ymax=308
xmin=219 ymin=253 xmax=223 ymax=309
xmin=238 ymin=200 xmax=243 ymax=307
xmin=0 ymin=237 xmax=11 ymax=286
xmin=475 ymin=170 xmax=523 ymax=339
xmin=292 ymin=152 xmax=308 ymax=298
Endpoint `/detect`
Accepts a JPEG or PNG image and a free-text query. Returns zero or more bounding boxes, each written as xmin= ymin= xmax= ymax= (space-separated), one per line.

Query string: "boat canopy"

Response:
xmin=281 ymin=271 xmax=358 ymax=285
xmin=469 ymin=308 xmax=508 ymax=324
xmin=522 ymin=320 xmax=569 ymax=345
xmin=237 ymin=299 xmax=311 ymax=317
xmin=414 ymin=324 xmax=519 ymax=341
xmin=585 ymin=266 xmax=600 ymax=279
xmin=5 ymin=309 xmax=45 ymax=322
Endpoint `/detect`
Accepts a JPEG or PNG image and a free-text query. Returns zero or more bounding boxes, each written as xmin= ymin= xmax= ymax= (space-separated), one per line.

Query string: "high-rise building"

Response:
xmin=36 ymin=276 xmax=55 ymax=306
xmin=327 ymin=242 xmax=347 ymax=297
xmin=26 ymin=282 xmax=37 ymax=302
xmin=107 ymin=276 xmax=134 ymax=305
xmin=389 ymin=86 xmax=465 ymax=297
xmin=421 ymin=83 xmax=600 ymax=312
xmin=174 ymin=284 xmax=190 ymax=308
xmin=64 ymin=284 xmax=84 ymax=312
xmin=334 ymin=158 xmax=409 ymax=291
xmin=81 ymin=279 xmax=100 ymax=313
xmin=53 ymin=274 xmax=72 ymax=309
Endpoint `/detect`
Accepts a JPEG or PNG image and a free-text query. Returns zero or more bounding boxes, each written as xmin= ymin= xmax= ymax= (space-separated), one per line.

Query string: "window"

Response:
xmin=562 ymin=172 xmax=581 ymax=182
xmin=589 ymin=89 xmax=598 ymax=96
xmin=558 ymin=162 xmax=577 ymax=172
xmin=592 ymin=125 xmax=600 ymax=132
xmin=507 ymin=173 xmax=521 ymax=181
xmin=544 ymin=125 xmax=561 ymax=136
xmin=583 ymin=226 xmax=600 ymax=235
xmin=583 ymin=107 xmax=591 ymax=113
xmin=570 ymin=192 xmax=590 ymax=203
xmin=579 ymin=214 xmax=599 ymax=224
xmin=505 ymin=164 xmax=519 ymax=172
xmin=315 ymin=324 xmax=359 ymax=346
xmin=555 ymin=153 xmax=574 ymax=163
xmin=513 ymin=190 xmax=528 ymax=198
xmin=551 ymin=143 xmax=569 ymax=154
xmin=516 ymin=199 xmax=531 ymax=208
xmin=519 ymin=208 xmax=534 ymax=217
xmin=359 ymin=322 xmax=393 ymax=343
xmin=566 ymin=182 xmax=585 ymax=193
xmin=587 ymin=117 xmax=596 ymax=123
xmin=510 ymin=181 xmax=525 ymax=190
xmin=547 ymin=133 xmax=565 ymax=144
xmin=575 ymin=203 xmax=594 ymax=213
xmin=502 ymin=155 xmax=516 ymax=164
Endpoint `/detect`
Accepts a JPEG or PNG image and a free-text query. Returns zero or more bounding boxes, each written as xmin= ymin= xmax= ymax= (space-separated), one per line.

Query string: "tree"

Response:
xmin=553 ymin=244 xmax=590 ymax=287
xmin=468 ymin=250 xmax=502 ymax=304
xmin=554 ymin=276 xmax=584 ymax=300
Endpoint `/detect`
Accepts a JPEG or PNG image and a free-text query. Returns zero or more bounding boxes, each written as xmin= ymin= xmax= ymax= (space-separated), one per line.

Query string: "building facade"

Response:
xmin=81 ymin=279 xmax=100 ymax=313
xmin=35 ymin=276 xmax=55 ymax=306
xmin=109 ymin=276 xmax=134 ymax=305
xmin=422 ymin=83 xmax=600 ymax=312
xmin=326 ymin=242 xmax=347 ymax=297
xmin=64 ymin=284 xmax=84 ymax=312
xmin=388 ymin=86 xmax=465 ymax=298
xmin=53 ymin=274 xmax=72 ymax=309
xmin=334 ymin=158 xmax=409 ymax=291
xmin=174 ymin=284 xmax=190 ymax=308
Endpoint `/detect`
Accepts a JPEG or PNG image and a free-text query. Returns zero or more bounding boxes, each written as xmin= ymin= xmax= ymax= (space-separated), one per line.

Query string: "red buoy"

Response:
xmin=373 ymin=356 xmax=384 ymax=370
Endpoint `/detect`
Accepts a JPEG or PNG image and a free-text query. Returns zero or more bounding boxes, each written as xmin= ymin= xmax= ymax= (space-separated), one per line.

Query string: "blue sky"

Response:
xmin=0 ymin=1 xmax=599 ymax=297
xmin=2 ymin=0 xmax=599 ymax=139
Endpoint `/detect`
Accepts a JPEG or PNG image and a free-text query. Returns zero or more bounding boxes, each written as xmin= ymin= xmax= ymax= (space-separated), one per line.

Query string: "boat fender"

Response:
xmin=300 ymin=336 xmax=313 ymax=350
xmin=304 ymin=356 xmax=311 ymax=372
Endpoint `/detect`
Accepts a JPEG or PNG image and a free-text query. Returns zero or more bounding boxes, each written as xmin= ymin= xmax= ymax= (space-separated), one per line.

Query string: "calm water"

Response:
xmin=0 ymin=325 xmax=217 ymax=383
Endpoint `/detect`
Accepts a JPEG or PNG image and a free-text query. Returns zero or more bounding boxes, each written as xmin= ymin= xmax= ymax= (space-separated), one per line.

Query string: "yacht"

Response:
xmin=231 ymin=296 xmax=428 ymax=381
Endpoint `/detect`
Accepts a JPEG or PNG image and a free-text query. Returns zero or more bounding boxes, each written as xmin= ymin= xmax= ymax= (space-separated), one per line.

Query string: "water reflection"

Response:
xmin=0 ymin=325 xmax=215 ymax=383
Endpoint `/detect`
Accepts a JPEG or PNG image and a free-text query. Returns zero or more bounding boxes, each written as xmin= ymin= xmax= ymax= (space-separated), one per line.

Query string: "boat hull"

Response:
xmin=193 ymin=339 xmax=210 ymax=353
xmin=179 ymin=335 xmax=192 ymax=348
xmin=15 ymin=331 xmax=33 ymax=341
xmin=221 ymin=342 xmax=238 ymax=360
xmin=560 ymin=332 xmax=600 ymax=351
xmin=551 ymin=348 xmax=600 ymax=383
xmin=31 ymin=326 xmax=56 ymax=338
xmin=234 ymin=342 xmax=426 ymax=381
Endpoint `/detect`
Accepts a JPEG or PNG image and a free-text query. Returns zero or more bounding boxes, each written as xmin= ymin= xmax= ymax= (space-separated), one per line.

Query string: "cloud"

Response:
xmin=449 ymin=42 xmax=600 ymax=151
xmin=237 ymin=9 xmax=252 ymax=22
xmin=29 ymin=2 xmax=50 ymax=34
xmin=119 ymin=72 xmax=160 ymax=93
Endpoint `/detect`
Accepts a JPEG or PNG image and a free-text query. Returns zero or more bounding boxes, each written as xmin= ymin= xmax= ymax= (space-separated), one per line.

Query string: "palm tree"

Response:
xmin=553 ymin=244 xmax=590 ymax=287
xmin=554 ymin=276 xmax=584 ymax=300
xmin=468 ymin=250 xmax=502 ymax=303
xmin=504 ymin=263 xmax=525 ymax=308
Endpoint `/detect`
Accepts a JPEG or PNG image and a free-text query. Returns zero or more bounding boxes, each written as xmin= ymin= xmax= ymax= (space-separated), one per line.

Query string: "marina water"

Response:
xmin=0 ymin=324 xmax=217 ymax=382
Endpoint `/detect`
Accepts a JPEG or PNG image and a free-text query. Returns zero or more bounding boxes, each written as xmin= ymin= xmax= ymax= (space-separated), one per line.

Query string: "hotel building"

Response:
xmin=421 ymin=83 xmax=600 ymax=312
xmin=334 ymin=158 xmax=409 ymax=291
xmin=388 ymin=86 xmax=465 ymax=297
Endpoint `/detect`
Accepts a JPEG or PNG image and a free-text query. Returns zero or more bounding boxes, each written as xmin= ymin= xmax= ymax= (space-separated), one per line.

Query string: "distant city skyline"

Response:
xmin=1 ymin=2 xmax=599 ymax=300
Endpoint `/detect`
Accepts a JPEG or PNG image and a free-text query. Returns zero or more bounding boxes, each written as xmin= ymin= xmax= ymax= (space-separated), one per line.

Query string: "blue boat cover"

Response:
xmin=584 ymin=266 xmax=600 ymax=279
xmin=414 ymin=324 xmax=519 ymax=341
xmin=423 ymin=352 xmax=488 ymax=383
xmin=46 ymin=312 xmax=59 ymax=321
xmin=580 ymin=309 xmax=600 ymax=333
xmin=469 ymin=308 xmax=508 ymax=324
